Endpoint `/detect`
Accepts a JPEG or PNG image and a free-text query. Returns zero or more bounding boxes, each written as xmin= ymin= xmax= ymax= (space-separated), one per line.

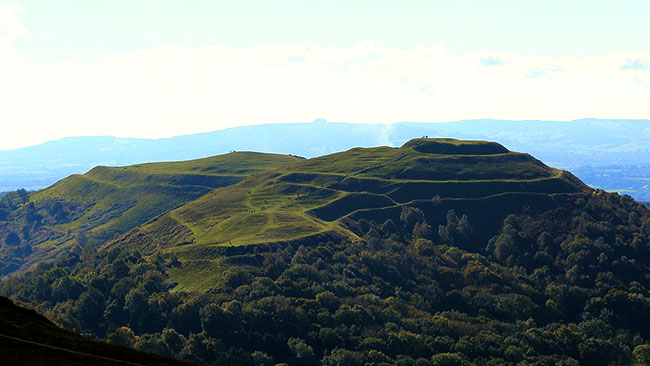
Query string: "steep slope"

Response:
xmin=110 ymin=138 xmax=588 ymax=291
xmin=0 ymin=296 xmax=194 ymax=365
xmin=0 ymin=152 xmax=302 ymax=275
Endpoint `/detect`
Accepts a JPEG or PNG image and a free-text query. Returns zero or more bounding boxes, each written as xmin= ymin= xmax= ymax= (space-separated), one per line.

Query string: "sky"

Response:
xmin=1 ymin=0 xmax=650 ymax=149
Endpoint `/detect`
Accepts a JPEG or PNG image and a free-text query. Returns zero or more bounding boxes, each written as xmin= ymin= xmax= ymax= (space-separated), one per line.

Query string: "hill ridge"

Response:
xmin=92 ymin=138 xmax=589 ymax=291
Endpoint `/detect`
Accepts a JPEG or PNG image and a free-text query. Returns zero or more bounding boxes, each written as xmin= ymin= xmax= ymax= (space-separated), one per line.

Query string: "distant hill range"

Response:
xmin=1 ymin=118 xmax=650 ymax=200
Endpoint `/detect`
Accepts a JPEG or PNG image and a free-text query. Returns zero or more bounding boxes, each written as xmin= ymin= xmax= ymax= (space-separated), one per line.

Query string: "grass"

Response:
xmin=32 ymin=152 xmax=299 ymax=237
xmin=107 ymin=139 xmax=588 ymax=291
xmin=166 ymin=259 xmax=222 ymax=293
xmin=14 ymin=152 xmax=301 ymax=272
xmin=402 ymin=137 xmax=510 ymax=155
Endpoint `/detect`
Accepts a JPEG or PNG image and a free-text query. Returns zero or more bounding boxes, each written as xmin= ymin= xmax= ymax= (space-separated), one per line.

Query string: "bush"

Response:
xmin=4 ymin=232 xmax=20 ymax=246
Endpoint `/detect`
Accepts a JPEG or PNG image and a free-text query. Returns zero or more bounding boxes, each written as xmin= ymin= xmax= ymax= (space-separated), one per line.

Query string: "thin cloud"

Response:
xmin=0 ymin=39 xmax=649 ymax=148
xmin=621 ymin=58 xmax=650 ymax=71
xmin=526 ymin=65 xmax=562 ymax=79
xmin=0 ymin=2 xmax=29 ymax=41
xmin=480 ymin=56 xmax=506 ymax=66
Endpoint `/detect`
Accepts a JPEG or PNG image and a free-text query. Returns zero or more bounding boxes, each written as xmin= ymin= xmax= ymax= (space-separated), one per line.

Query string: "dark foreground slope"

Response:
xmin=0 ymin=296 xmax=194 ymax=366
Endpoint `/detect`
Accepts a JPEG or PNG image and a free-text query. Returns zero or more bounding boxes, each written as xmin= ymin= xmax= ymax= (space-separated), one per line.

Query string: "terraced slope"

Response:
xmin=0 ymin=152 xmax=301 ymax=275
xmin=33 ymin=152 xmax=302 ymax=238
xmin=0 ymin=296 xmax=194 ymax=366
xmin=111 ymin=138 xmax=588 ymax=291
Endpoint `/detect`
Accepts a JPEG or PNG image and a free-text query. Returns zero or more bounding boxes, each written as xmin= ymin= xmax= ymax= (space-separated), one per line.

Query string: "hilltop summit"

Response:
xmin=401 ymin=137 xmax=510 ymax=155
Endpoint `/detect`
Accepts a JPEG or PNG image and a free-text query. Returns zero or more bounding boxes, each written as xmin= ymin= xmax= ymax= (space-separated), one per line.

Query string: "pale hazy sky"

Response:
xmin=1 ymin=0 xmax=650 ymax=149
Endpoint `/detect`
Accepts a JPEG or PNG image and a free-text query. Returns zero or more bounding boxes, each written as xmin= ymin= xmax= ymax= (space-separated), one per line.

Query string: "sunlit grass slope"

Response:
xmin=20 ymin=152 xmax=302 ymax=270
xmin=114 ymin=138 xmax=588 ymax=290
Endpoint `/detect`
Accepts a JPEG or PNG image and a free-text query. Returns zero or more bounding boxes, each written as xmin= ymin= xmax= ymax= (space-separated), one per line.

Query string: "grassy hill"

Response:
xmin=105 ymin=138 xmax=588 ymax=291
xmin=6 ymin=138 xmax=650 ymax=366
xmin=0 ymin=296 xmax=195 ymax=365
xmin=0 ymin=152 xmax=301 ymax=275
xmin=1 ymin=138 xmax=588 ymax=284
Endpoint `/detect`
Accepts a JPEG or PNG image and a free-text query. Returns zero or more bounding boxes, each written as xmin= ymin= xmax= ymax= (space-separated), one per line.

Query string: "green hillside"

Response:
xmin=1 ymin=138 xmax=587 ymax=282
xmin=0 ymin=152 xmax=301 ymax=275
xmin=109 ymin=138 xmax=587 ymax=291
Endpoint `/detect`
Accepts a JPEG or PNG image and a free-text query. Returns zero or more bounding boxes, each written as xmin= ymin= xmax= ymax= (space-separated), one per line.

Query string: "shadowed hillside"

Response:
xmin=0 ymin=296 xmax=195 ymax=366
